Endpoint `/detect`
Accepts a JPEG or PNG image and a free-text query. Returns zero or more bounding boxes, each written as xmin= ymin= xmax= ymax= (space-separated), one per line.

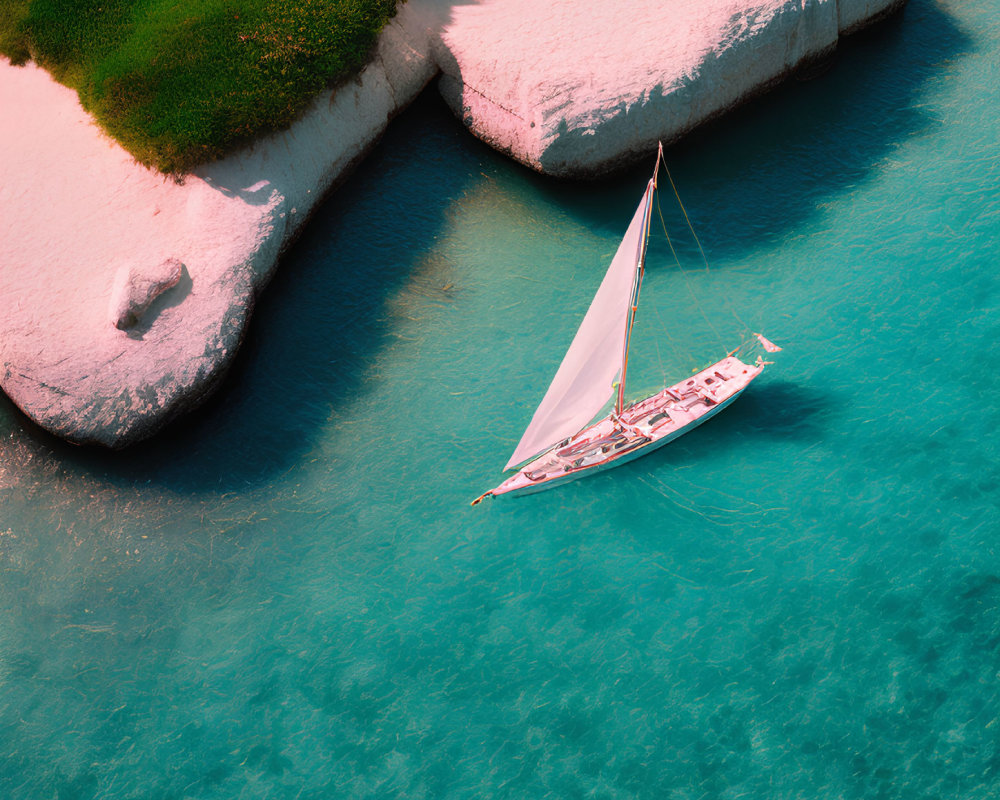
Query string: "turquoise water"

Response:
xmin=3 ymin=1 xmax=999 ymax=796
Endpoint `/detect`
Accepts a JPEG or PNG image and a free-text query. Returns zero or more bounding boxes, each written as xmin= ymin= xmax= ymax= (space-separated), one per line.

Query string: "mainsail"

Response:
xmin=504 ymin=180 xmax=656 ymax=470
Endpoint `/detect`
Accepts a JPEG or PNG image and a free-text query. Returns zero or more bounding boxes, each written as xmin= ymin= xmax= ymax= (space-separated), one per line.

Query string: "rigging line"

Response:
xmin=650 ymin=304 xmax=671 ymax=384
xmin=661 ymin=161 xmax=755 ymax=337
xmin=650 ymin=293 xmax=685 ymax=381
xmin=655 ymin=192 xmax=726 ymax=354
xmin=661 ymin=161 xmax=710 ymax=272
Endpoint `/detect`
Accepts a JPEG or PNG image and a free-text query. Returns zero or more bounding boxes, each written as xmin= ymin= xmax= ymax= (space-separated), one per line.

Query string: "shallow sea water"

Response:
xmin=2 ymin=1 xmax=1000 ymax=797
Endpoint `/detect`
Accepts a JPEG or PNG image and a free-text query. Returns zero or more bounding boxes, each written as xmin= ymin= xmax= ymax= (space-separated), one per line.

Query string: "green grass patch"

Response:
xmin=1 ymin=0 xmax=400 ymax=174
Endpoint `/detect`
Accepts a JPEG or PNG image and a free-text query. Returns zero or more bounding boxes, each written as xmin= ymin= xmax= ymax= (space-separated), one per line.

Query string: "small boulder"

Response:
xmin=110 ymin=257 xmax=184 ymax=330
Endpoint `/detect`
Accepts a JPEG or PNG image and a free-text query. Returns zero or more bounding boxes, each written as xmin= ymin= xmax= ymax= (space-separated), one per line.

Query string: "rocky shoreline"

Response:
xmin=0 ymin=0 xmax=906 ymax=447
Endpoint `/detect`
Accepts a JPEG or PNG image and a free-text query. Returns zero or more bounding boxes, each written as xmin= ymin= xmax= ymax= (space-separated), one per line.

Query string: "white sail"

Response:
xmin=504 ymin=181 xmax=654 ymax=470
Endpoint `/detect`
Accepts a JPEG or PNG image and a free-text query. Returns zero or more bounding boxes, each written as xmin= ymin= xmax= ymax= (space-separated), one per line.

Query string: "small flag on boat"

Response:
xmin=754 ymin=333 xmax=782 ymax=353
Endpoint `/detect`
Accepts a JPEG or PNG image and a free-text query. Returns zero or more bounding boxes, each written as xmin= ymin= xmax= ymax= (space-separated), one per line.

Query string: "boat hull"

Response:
xmin=473 ymin=355 xmax=764 ymax=503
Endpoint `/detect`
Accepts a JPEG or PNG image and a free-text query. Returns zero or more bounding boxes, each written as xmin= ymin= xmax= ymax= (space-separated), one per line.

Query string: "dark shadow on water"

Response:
xmin=693 ymin=379 xmax=831 ymax=445
xmin=531 ymin=0 xmax=972 ymax=263
xmin=5 ymin=91 xmax=488 ymax=493
xmin=713 ymin=380 xmax=831 ymax=443
xmin=620 ymin=378 xmax=832 ymax=476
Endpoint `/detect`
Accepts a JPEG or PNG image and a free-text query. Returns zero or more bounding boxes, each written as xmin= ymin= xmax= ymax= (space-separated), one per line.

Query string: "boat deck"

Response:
xmin=477 ymin=355 xmax=763 ymax=501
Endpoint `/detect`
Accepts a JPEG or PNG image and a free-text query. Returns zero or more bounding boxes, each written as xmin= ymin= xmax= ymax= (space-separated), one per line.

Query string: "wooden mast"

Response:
xmin=615 ymin=142 xmax=663 ymax=417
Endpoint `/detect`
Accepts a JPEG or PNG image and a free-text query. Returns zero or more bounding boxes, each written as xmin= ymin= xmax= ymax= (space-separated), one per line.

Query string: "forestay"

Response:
xmin=504 ymin=181 xmax=654 ymax=470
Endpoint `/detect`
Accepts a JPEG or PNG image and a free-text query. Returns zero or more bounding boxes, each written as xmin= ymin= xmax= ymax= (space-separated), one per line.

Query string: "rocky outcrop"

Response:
xmin=437 ymin=0 xmax=908 ymax=177
xmin=0 ymin=0 xmax=905 ymax=447
xmin=110 ymin=258 xmax=185 ymax=330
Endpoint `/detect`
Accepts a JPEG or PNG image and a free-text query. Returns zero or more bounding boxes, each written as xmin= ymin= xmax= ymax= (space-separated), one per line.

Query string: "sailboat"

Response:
xmin=472 ymin=144 xmax=780 ymax=505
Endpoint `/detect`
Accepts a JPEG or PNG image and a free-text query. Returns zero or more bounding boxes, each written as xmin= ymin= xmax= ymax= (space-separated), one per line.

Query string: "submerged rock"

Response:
xmin=0 ymin=0 xmax=906 ymax=447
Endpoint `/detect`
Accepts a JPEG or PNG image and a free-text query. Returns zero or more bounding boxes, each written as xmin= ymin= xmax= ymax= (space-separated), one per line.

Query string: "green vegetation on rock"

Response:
xmin=0 ymin=0 xmax=399 ymax=174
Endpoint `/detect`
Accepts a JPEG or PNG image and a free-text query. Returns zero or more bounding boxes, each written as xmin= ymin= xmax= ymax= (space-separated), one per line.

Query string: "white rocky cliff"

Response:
xmin=0 ymin=0 xmax=905 ymax=446
xmin=438 ymin=0 xmax=907 ymax=176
